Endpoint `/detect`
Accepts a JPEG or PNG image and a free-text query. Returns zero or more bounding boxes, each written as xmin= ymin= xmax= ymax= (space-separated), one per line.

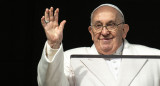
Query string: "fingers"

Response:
xmin=42 ymin=7 xmax=63 ymax=29
xmin=54 ymin=8 xmax=59 ymax=23
xmin=41 ymin=16 xmax=46 ymax=27
xmin=49 ymin=7 xmax=54 ymax=21
xmin=45 ymin=8 xmax=50 ymax=22
xmin=44 ymin=7 xmax=59 ymax=23
xmin=59 ymin=20 xmax=66 ymax=31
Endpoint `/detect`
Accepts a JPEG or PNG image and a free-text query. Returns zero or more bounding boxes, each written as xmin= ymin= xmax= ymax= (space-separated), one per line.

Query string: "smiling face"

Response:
xmin=89 ymin=6 xmax=129 ymax=55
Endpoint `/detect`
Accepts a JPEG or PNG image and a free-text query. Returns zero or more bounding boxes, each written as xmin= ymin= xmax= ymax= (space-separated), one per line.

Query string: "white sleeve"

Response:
xmin=46 ymin=41 xmax=59 ymax=61
xmin=37 ymin=41 xmax=70 ymax=86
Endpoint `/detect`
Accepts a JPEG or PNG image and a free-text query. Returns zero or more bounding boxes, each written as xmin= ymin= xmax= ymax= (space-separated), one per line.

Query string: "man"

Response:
xmin=38 ymin=4 xmax=160 ymax=86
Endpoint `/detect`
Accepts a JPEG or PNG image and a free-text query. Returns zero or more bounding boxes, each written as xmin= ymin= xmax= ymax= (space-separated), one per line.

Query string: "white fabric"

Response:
xmin=46 ymin=40 xmax=124 ymax=80
xmin=90 ymin=3 xmax=124 ymax=22
xmin=46 ymin=41 xmax=58 ymax=61
xmin=106 ymin=58 xmax=121 ymax=80
xmin=106 ymin=42 xmax=123 ymax=80
xmin=38 ymin=39 xmax=160 ymax=86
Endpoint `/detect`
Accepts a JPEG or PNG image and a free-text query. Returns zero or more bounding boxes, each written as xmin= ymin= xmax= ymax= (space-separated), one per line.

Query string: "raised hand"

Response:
xmin=41 ymin=7 xmax=66 ymax=49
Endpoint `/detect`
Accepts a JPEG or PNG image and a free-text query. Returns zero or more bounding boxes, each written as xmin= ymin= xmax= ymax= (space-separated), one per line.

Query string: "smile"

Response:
xmin=100 ymin=38 xmax=113 ymax=43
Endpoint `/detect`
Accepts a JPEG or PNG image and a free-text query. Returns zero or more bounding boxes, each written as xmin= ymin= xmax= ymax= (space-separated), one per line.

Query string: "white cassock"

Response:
xmin=37 ymin=39 xmax=160 ymax=86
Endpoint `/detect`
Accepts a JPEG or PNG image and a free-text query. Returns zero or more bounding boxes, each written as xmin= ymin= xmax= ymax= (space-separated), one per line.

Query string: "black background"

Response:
xmin=1 ymin=0 xmax=160 ymax=86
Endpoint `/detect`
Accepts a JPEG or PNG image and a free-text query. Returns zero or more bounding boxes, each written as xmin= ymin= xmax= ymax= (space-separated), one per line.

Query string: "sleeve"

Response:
xmin=46 ymin=41 xmax=59 ymax=61
xmin=37 ymin=41 xmax=70 ymax=86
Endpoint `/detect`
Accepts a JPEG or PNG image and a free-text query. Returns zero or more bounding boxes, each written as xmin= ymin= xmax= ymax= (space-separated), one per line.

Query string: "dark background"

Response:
xmin=32 ymin=1 xmax=160 ymax=86
xmin=1 ymin=0 xmax=160 ymax=86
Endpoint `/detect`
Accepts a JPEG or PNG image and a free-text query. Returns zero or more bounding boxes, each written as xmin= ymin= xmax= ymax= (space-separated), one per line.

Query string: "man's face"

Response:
xmin=89 ymin=6 xmax=129 ymax=55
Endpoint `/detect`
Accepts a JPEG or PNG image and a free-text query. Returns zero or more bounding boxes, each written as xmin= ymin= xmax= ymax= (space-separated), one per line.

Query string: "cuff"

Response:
xmin=46 ymin=41 xmax=59 ymax=61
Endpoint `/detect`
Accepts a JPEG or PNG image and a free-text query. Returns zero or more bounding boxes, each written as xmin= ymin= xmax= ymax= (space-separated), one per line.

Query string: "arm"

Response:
xmin=37 ymin=42 xmax=69 ymax=86
xmin=37 ymin=7 xmax=70 ymax=86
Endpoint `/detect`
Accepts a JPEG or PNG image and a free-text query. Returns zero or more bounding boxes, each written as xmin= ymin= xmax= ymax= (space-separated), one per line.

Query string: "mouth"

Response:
xmin=100 ymin=37 xmax=113 ymax=43
xmin=100 ymin=37 xmax=113 ymax=40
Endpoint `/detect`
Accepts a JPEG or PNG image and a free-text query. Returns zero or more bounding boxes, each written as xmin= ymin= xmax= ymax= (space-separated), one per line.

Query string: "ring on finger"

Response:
xmin=45 ymin=20 xmax=50 ymax=24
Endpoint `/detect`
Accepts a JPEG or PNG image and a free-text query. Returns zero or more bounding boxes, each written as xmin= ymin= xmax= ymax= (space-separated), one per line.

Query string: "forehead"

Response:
xmin=92 ymin=6 xmax=119 ymax=23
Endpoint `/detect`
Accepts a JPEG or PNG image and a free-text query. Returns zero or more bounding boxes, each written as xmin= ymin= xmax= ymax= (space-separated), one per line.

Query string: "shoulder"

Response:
xmin=133 ymin=44 xmax=160 ymax=52
xmin=125 ymin=40 xmax=160 ymax=55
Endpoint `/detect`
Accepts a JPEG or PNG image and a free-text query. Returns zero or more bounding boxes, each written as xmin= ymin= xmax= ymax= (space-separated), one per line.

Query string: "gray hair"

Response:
xmin=90 ymin=3 xmax=125 ymax=25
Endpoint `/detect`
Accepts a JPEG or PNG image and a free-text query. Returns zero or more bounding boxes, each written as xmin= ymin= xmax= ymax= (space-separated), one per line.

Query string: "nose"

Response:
xmin=101 ymin=26 xmax=110 ymax=35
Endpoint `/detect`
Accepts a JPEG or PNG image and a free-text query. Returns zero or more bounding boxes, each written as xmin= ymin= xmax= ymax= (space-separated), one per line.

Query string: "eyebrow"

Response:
xmin=107 ymin=20 xmax=116 ymax=24
xmin=94 ymin=20 xmax=116 ymax=24
xmin=94 ymin=21 xmax=102 ymax=24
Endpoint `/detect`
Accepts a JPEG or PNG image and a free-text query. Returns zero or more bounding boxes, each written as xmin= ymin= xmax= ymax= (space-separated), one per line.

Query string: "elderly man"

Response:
xmin=38 ymin=4 xmax=160 ymax=86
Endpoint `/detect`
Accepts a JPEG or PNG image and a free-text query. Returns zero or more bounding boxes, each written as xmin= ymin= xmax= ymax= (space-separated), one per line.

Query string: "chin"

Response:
xmin=100 ymin=44 xmax=112 ymax=52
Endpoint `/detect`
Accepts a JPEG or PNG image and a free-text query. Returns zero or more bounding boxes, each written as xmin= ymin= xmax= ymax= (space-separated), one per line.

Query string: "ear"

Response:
xmin=88 ymin=26 xmax=94 ymax=41
xmin=122 ymin=24 xmax=129 ymax=39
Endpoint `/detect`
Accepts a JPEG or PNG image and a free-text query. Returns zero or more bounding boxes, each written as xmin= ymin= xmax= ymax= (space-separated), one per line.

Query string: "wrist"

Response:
xmin=47 ymin=40 xmax=61 ymax=49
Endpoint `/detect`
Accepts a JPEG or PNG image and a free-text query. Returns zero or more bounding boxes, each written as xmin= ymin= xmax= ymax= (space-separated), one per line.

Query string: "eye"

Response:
xmin=107 ymin=23 xmax=116 ymax=26
xmin=95 ymin=24 xmax=102 ymax=29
